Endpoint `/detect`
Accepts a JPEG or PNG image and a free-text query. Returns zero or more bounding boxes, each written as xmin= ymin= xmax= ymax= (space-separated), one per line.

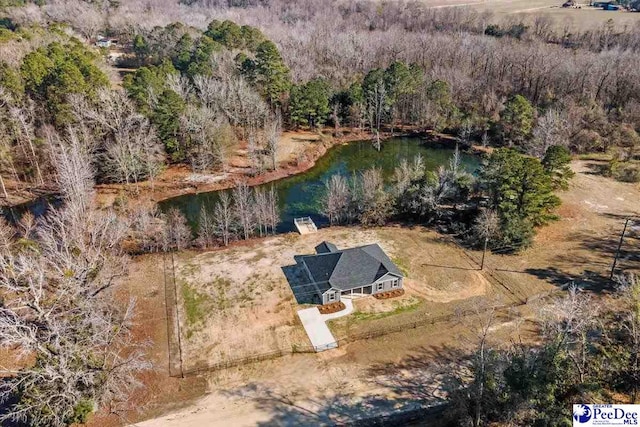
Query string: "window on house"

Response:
xmin=392 ymin=279 xmax=399 ymax=288
xmin=377 ymin=283 xmax=384 ymax=291
xmin=328 ymin=292 xmax=336 ymax=302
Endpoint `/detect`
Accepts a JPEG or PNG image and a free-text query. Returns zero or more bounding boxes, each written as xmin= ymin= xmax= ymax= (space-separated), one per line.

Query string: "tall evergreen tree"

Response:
xmin=289 ymin=78 xmax=331 ymax=128
xmin=152 ymin=89 xmax=186 ymax=161
xmin=253 ymin=40 xmax=290 ymax=105
xmin=497 ymin=95 xmax=535 ymax=146
xmin=480 ymin=149 xmax=560 ymax=249
xmin=542 ymin=145 xmax=574 ymax=190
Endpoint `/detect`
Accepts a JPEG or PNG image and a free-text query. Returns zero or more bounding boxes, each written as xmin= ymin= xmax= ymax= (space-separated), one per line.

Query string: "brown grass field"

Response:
xmin=424 ymin=0 xmax=640 ymax=29
xmin=173 ymin=225 xmax=519 ymax=371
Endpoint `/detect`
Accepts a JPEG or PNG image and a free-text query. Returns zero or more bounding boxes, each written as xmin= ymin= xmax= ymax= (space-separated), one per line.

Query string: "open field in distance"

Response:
xmin=424 ymin=0 xmax=640 ymax=29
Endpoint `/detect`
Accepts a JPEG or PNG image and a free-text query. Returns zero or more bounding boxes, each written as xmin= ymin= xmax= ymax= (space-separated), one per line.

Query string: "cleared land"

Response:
xmin=173 ymin=239 xmax=309 ymax=372
xmin=173 ymin=223 xmax=556 ymax=371
xmin=100 ymin=159 xmax=640 ymax=427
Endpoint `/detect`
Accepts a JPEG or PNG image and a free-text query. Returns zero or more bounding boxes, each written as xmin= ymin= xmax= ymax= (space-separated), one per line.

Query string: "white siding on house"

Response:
xmin=322 ymin=274 xmax=403 ymax=304
xmin=371 ymin=274 xmax=403 ymax=294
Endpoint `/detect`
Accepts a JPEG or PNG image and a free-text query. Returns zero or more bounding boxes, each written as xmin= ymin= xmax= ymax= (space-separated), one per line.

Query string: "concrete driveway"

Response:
xmin=297 ymin=298 xmax=353 ymax=352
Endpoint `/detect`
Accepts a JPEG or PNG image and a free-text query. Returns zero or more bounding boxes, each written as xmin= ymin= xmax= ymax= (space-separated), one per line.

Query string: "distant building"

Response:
xmin=95 ymin=37 xmax=117 ymax=48
xmin=592 ymin=1 xmax=620 ymax=9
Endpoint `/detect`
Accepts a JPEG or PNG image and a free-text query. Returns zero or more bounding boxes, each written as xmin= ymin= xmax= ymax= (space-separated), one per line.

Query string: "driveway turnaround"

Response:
xmin=297 ymin=298 xmax=353 ymax=352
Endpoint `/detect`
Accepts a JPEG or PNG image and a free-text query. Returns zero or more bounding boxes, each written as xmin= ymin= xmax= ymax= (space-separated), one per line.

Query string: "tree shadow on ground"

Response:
xmin=497 ymin=226 xmax=639 ymax=293
xmin=581 ymin=160 xmax=610 ymax=177
xmin=522 ymin=267 xmax=615 ymax=292
xmin=560 ymin=230 xmax=640 ymax=274
xmin=367 ymin=344 xmax=469 ymax=404
xmin=222 ymin=345 xmax=466 ymax=426
xmin=281 ymin=260 xmax=322 ymax=305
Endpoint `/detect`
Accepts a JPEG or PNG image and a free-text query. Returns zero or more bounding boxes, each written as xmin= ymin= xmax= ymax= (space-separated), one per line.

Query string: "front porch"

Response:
xmin=341 ymin=285 xmax=373 ymax=298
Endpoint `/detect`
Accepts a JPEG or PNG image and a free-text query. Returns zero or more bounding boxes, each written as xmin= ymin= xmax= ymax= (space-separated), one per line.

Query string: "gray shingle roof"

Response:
xmin=315 ymin=241 xmax=338 ymax=254
xmin=301 ymin=243 xmax=403 ymax=292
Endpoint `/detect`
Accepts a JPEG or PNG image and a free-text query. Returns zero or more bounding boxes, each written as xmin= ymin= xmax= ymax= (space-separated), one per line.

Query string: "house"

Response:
xmin=95 ymin=37 xmax=117 ymax=48
xmin=299 ymin=242 xmax=404 ymax=305
xmin=592 ymin=1 xmax=619 ymax=9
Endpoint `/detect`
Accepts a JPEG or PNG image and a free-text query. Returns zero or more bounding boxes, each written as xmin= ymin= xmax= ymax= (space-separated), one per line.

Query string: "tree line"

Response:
xmin=1 ymin=10 xmax=640 ymax=201
xmin=446 ymin=274 xmax=640 ymax=426
xmin=128 ymin=181 xmax=280 ymax=253
xmin=323 ymin=145 xmax=573 ymax=250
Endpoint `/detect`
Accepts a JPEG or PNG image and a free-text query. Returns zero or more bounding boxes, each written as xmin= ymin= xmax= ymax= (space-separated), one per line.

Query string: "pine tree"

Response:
xmin=481 ymin=149 xmax=560 ymax=249
xmin=289 ymin=78 xmax=331 ymax=128
xmin=153 ymin=89 xmax=186 ymax=161
xmin=254 ymin=40 xmax=291 ymax=105
xmin=542 ymin=145 xmax=574 ymax=190
xmin=498 ymin=95 xmax=535 ymax=146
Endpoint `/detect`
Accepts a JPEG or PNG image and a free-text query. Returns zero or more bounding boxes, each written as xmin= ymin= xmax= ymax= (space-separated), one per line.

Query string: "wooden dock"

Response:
xmin=294 ymin=217 xmax=318 ymax=235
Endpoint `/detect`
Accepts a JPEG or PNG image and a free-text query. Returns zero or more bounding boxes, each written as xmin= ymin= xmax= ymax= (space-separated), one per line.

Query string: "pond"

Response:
xmin=159 ymin=137 xmax=481 ymax=233
xmin=2 ymin=195 xmax=61 ymax=225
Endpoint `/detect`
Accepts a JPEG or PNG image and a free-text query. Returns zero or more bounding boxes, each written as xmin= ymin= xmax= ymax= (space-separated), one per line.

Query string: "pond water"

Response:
xmin=2 ymin=195 xmax=61 ymax=225
xmin=159 ymin=137 xmax=481 ymax=233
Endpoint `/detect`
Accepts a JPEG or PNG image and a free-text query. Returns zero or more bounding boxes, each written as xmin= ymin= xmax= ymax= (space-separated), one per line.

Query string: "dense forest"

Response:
xmin=0 ymin=1 xmax=638 ymax=248
xmin=0 ymin=1 xmax=639 ymax=426
xmin=1 ymin=0 xmax=639 ymax=194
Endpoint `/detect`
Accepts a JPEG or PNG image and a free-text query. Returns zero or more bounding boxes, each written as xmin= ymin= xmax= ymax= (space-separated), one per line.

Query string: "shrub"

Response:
xmin=609 ymin=160 xmax=640 ymax=183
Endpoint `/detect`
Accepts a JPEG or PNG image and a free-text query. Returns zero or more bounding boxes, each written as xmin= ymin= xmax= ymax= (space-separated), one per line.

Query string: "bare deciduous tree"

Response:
xmin=47 ymin=127 xmax=95 ymax=213
xmin=70 ymin=90 xmax=165 ymax=187
xmin=473 ymin=209 xmax=500 ymax=246
xmin=0 ymin=134 xmax=150 ymax=426
xmin=392 ymin=154 xmax=424 ymax=197
xmin=357 ymin=168 xmax=393 ymax=227
xmin=266 ymin=186 xmax=280 ymax=234
xmin=162 ymin=208 xmax=192 ymax=251
xmin=529 ymin=108 xmax=569 ymax=158
xmin=196 ymin=205 xmax=216 ymax=248
xmin=127 ymin=204 xmax=166 ymax=252
xmin=613 ymin=273 xmax=640 ymax=401
xmin=540 ymin=284 xmax=598 ymax=384
xmin=232 ymin=181 xmax=255 ymax=240
xmin=322 ymin=174 xmax=352 ymax=225
xmin=180 ymin=105 xmax=233 ymax=172
xmin=213 ymin=191 xmax=235 ymax=246
xmin=265 ymin=113 xmax=282 ymax=171
xmin=0 ymin=217 xmax=14 ymax=255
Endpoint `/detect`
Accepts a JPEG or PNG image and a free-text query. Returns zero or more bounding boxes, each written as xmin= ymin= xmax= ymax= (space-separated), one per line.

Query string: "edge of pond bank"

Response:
xmin=5 ymin=128 xmax=487 ymax=216
xmin=154 ymin=131 xmax=486 ymax=206
xmin=150 ymin=130 xmax=411 ymax=206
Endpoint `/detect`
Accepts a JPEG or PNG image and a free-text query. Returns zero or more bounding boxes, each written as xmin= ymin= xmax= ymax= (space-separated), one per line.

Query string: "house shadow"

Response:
xmin=281 ymin=258 xmax=322 ymax=305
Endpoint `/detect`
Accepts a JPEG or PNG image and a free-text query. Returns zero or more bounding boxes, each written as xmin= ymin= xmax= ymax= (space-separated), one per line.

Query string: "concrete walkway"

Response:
xmin=321 ymin=298 xmax=354 ymax=321
xmin=297 ymin=298 xmax=354 ymax=352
